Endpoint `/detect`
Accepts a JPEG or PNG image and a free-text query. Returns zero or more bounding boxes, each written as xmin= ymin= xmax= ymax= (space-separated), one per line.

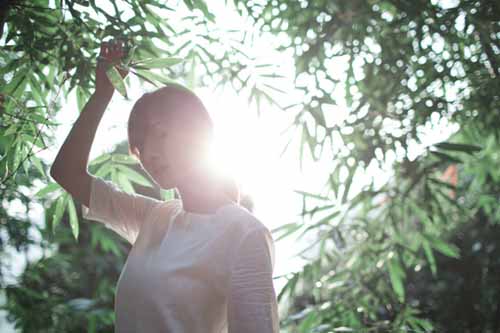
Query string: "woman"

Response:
xmin=50 ymin=40 xmax=279 ymax=333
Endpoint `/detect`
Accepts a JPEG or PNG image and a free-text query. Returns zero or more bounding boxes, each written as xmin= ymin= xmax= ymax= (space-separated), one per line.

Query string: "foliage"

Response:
xmin=238 ymin=0 xmax=500 ymax=332
xmin=1 ymin=0 xmax=499 ymax=332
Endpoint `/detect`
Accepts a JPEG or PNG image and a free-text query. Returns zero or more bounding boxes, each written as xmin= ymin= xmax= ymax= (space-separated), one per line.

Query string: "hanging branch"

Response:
xmin=0 ymin=75 xmax=68 ymax=187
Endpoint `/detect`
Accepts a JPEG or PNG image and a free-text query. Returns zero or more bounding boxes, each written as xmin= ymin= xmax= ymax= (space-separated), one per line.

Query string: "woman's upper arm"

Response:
xmin=227 ymin=226 xmax=280 ymax=333
xmin=81 ymin=175 xmax=162 ymax=244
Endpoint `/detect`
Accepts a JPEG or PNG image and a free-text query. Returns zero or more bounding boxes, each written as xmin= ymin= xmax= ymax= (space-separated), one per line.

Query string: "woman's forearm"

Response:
xmin=50 ymin=90 xmax=113 ymax=183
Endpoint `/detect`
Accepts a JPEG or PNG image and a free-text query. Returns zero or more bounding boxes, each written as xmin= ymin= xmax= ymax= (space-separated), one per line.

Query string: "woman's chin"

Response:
xmin=153 ymin=175 xmax=175 ymax=190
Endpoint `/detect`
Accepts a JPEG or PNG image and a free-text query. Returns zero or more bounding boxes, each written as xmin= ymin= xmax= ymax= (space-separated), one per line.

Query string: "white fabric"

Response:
xmin=81 ymin=176 xmax=279 ymax=333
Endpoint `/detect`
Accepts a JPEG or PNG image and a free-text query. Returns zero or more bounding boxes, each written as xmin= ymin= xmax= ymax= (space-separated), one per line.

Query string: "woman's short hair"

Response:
xmin=127 ymin=84 xmax=240 ymax=204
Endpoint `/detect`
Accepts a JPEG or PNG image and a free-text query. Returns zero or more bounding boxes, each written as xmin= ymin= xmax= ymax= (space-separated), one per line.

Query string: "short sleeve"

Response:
xmin=227 ymin=226 xmax=279 ymax=333
xmin=81 ymin=176 xmax=163 ymax=245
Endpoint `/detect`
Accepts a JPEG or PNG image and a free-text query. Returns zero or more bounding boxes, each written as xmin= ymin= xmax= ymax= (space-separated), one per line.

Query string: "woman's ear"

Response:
xmin=129 ymin=146 xmax=141 ymax=160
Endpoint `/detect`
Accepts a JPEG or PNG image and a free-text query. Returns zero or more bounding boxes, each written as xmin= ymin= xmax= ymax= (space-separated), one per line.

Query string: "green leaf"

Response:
xmin=4 ymin=124 xmax=18 ymax=137
xmin=76 ymin=86 xmax=88 ymax=112
xmin=430 ymin=151 xmax=462 ymax=164
xmin=4 ymin=68 xmax=29 ymax=96
xmin=67 ymin=197 xmax=79 ymax=240
xmin=435 ymin=142 xmax=482 ymax=154
xmin=298 ymin=310 xmax=319 ymax=332
xmin=422 ymin=238 xmax=437 ymax=277
xmin=133 ymin=68 xmax=177 ymax=86
xmin=35 ymin=182 xmax=60 ymax=198
xmin=95 ymin=162 xmax=113 ymax=177
xmin=294 ymin=190 xmax=330 ymax=201
xmin=387 ymin=257 xmax=406 ymax=302
xmin=298 ymin=210 xmax=341 ymax=240
xmin=426 ymin=234 xmax=461 ymax=259
xmin=117 ymin=173 xmax=135 ymax=194
xmin=132 ymin=57 xmax=184 ymax=69
xmin=194 ymin=0 xmax=215 ymax=21
xmin=52 ymin=195 xmax=67 ymax=234
xmin=124 ymin=45 xmax=138 ymax=66
xmin=183 ymin=0 xmax=194 ymax=10
xmin=32 ymin=156 xmax=46 ymax=177
xmin=271 ymin=222 xmax=302 ymax=241
xmin=160 ymin=188 xmax=175 ymax=201
xmin=105 ymin=65 xmax=127 ymax=98
xmin=115 ymin=164 xmax=152 ymax=187
xmin=111 ymin=153 xmax=138 ymax=165
xmin=89 ymin=153 xmax=111 ymax=166
xmin=341 ymin=166 xmax=355 ymax=204
xmin=277 ymin=272 xmax=299 ymax=302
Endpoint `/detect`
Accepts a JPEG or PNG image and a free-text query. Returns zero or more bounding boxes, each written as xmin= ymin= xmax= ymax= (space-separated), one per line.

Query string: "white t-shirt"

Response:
xmin=81 ymin=176 xmax=279 ymax=333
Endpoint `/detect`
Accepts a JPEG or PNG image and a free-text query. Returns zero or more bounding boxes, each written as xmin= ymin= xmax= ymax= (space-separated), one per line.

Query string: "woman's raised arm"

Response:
xmin=50 ymin=40 xmax=126 ymax=207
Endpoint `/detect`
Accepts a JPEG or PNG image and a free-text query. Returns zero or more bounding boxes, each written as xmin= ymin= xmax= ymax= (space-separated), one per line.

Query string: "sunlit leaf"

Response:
xmin=132 ymin=57 xmax=184 ymax=69
xmin=105 ymin=65 xmax=128 ymax=98
xmin=52 ymin=195 xmax=67 ymax=234
xmin=89 ymin=153 xmax=112 ymax=166
xmin=67 ymin=197 xmax=79 ymax=240
xmin=117 ymin=172 xmax=135 ymax=194
xmin=32 ymin=156 xmax=45 ymax=177
xmin=111 ymin=153 xmax=138 ymax=165
xmin=115 ymin=164 xmax=152 ymax=187
xmin=35 ymin=182 xmax=60 ymax=198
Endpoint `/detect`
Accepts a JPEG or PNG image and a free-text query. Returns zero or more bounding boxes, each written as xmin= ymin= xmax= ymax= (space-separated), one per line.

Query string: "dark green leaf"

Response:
xmin=435 ymin=142 xmax=482 ymax=154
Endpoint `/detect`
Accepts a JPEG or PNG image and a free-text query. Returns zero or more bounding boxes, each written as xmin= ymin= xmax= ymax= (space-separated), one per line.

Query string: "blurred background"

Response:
xmin=0 ymin=0 xmax=499 ymax=332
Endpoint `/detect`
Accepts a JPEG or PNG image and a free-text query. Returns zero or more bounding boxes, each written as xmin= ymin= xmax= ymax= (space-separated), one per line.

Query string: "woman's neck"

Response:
xmin=176 ymin=167 xmax=233 ymax=215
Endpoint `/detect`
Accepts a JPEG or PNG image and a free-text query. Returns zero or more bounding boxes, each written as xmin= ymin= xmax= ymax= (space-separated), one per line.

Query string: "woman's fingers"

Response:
xmin=100 ymin=41 xmax=109 ymax=58
xmin=99 ymin=39 xmax=125 ymax=63
xmin=109 ymin=39 xmax=124 ymax=60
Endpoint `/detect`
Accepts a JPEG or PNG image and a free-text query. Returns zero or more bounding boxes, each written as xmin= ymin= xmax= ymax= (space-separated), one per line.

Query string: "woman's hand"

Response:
xmin=95 ymin=39 xmax=128 ymax=95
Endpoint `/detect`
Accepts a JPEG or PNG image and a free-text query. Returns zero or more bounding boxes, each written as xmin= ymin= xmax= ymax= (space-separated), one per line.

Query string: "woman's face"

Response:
xmin=136 ymin=116 xmax=193 ymax=190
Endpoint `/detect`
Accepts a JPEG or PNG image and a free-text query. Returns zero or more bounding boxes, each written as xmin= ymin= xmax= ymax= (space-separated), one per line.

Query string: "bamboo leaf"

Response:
xmin=89 ymin=153 xmax=112 ymax=166
xmin=111 ymin=153 xmax=138 ymax=165
xmin=426 ymin=234 xmax=461 ymax=259
xmin=435 ymin=142 xmax=482 ymax=154
xmin=32 ymin=156 xmax=46 ymax=177
xmin=35 ymin=182 xmax=60 ymax=198
xmin=271 ymin=222 xmax=302 ymax=241
xmin=67 ymin=197 xmax=79 ymax=240
xmin=132 ymin=57 xmax=184 ymax=69
xmin=117 ymin=172 xmax=135 ymax=194
xmin=52 ymin=195 xmax=67 ymax=234
xmin=115 ymin=164 xmax=152 ymax=187
xmin=430 ymin=151 xmax=462 ymax=164
xmin=105 ymin=65 xmax=128 ymax=98
xmin=133 ymin=68 xmax=176 ymax=86
xmin=422 ymin=238 xmax=437 ymax=277
xmin=95 ymin=162 xmax=113 ymax=177
xmin=294 ymin=190 xmax=330 ymax=201
xmin=388 ymin=258 xmax=406 ymax=302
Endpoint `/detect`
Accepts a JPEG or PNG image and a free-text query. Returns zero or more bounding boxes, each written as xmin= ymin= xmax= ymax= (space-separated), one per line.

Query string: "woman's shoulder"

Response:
xmin=147 ymin=198 xmax=183 ymax=223
xmin=219 ymin=203 xmax=270 ymax=239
